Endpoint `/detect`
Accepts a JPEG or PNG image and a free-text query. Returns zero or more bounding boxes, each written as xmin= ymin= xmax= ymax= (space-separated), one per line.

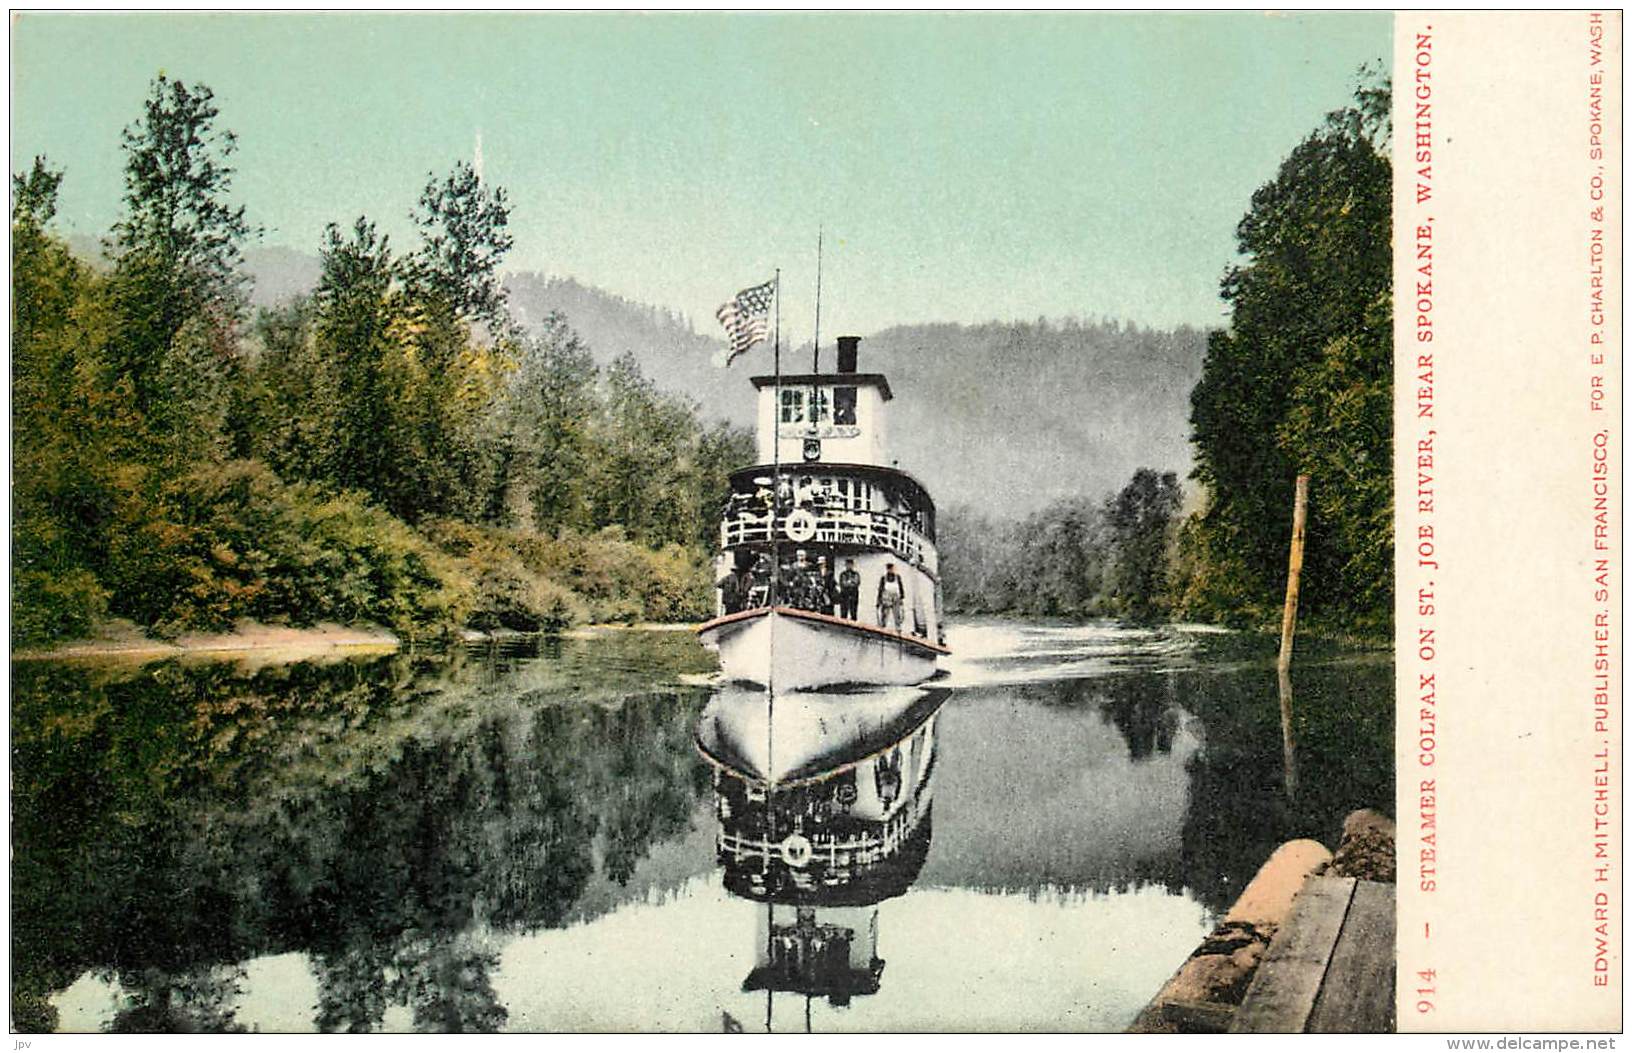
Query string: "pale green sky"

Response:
xmin=11 ymin=11 xmax=1390 ymax=336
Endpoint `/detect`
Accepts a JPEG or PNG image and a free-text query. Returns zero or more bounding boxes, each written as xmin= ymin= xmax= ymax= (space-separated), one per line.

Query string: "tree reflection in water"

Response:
xmin=11 ymin=627 xmax=1392 ymax=1033
xmin=11 ymin=645 xmax=713 ymax=1033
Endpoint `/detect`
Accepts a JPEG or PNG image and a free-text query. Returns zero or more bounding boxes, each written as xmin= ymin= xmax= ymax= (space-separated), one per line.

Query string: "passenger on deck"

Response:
xmin=794 ymin=551 xmax=826 ymax=612
xmin=748 ymin=553 xmax=773 ymax=608
xmin=793 ymin=475 xmax=819 ymax=508
xmin=778 ymin=558 xmax=802 ymax=607
xmin=717 ymin=567 xmax=743 ymax=615
xmin=817 ymin=557 xmax=838 ymax=616
xmin=876 ymin=562 xmax=905 ymax=630
xmin=838 ymin=559 xmax=861 ymax=621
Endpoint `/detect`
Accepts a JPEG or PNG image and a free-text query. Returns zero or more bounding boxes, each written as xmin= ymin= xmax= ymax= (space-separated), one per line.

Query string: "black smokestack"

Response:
xmin=836 ymin=335 xmax=860 ymax=374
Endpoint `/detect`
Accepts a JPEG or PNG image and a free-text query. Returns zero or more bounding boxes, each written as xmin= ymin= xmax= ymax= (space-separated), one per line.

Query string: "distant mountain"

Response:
xmin=503 ymin=272 xmax=753 ymax=426
xmin=501 ymin=275 xmax=1208 ymax=516
xmin=65 ymin=236 xmax=323 ymax=310
xmin=857 ymin=319 xmax=1206 ymax=515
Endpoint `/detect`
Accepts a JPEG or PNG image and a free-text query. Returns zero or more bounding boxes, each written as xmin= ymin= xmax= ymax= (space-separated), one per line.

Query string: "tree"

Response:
xmin=405 ymin=161 xmax=514 ymax=327
xmin=502 ymin=314 xmax=600 ymax=533
xmin=1103 ymin=469 xmax=1183 ymax=622
xmin=1183 ymin=71 xmax=1392 ymax=631
xmin=11 ymin=158 xmax=122 ymax=641
xmin=316 ymin=217 xmax=398 ymax=492
xmin=108 ymin=75 xmax=257 ymax=453
xmin=588 ymin=353 xmax=698 ymax=546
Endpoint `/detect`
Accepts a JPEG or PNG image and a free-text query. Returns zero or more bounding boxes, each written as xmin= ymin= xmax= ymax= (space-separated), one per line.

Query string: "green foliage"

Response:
xmin=98 ymin=461 xmax=468 ymax=637
xmin=503 ymin=315 xmax=600 ymax=533
xmin=1103 ymin=469 xmax=1184 ymax=622
xmin=10 ymin=75 xmax=766 ymax=646
xmin=423 ymin=520 xmax=715 ymax=628
xmin=420 ymin=520 xmax=586 ymax=631
xmin=13 ymin=568 xmax=110 ymax=645
xmin=1182 ymin=71 xmax=1393 ymax=633
xmin=108 ymin=75 xmax=256 ymax=456
xmin=939 ymin=468 xmax=1183 ymax=621
xmin=406 ymin=161 xmax=513 ymax=327
xmin=11 ymin=165 xmax=138 ymax=646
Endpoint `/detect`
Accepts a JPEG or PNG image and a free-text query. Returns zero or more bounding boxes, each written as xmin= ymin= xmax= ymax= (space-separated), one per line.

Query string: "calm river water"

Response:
xmin=12 ymin=621 xmax=1391 ymax=1033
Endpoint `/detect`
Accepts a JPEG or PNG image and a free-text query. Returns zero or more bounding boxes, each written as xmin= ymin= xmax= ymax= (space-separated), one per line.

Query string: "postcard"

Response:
xmin=5 ymin=8 xmax=1620 ymax=1039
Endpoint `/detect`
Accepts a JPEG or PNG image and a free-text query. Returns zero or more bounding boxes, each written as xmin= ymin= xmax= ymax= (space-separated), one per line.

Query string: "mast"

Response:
xmin=770 ymin=268 xmax=781 ymax=610
xmin=812 ymin=227 xmax=823 ymax=373
xmin=765 ymin=268 xmax=781 ymax=885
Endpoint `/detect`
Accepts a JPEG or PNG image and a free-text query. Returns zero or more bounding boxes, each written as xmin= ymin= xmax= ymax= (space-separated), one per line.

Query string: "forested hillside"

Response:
xmin=12 ymin=75 xmax=751 ymax=646
xmin=231 ymin=243 xmax=1211 ymax=524
xmin=503 ymin=276 xmax=1209 ymax=517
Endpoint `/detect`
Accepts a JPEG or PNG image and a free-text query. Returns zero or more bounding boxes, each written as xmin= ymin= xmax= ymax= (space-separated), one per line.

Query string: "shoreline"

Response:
xmin=12 ymin=620 xmax=403 ymax=663
xmin=13 ymin=619 xmax=704 ymax=663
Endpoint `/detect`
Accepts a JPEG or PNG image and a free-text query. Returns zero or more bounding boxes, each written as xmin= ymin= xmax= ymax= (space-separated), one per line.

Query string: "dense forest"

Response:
xmin=1176 ymin=72 xmax=1392 ymax=635
xmin=13 ymin=71 xmax=1391 ymax=646
xmin=12 ymin=75 xmax=752 ymax=646
xmin=941 ymin=73 xmax=1393 ymax=636
xmin=940 ymin=469 xmax=1183 ymax=622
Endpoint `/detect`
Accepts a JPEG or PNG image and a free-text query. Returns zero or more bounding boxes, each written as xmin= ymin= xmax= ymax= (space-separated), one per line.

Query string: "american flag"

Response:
xmin=715 ymin=278 xmax=774 ymax=366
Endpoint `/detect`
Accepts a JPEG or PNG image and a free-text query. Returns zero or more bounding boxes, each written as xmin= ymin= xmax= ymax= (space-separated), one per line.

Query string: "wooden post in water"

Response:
xmin=1278 ymin=475 xmax=1311 ymax=674
xmin=1277 ymin=475 xmax=1310 ymax=797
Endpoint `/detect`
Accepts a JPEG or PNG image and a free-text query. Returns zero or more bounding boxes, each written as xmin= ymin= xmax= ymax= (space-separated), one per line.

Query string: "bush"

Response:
xmin=423 ymin=520 xmax=586 ymax=632
xmin=12 ymin=567 xmax=109 ymax=646
xmin=422 ymin=519 xmax=713 ymax=628
xmin=15 ymin=459 xmax=716 ymax=644
xmin=100 ymin=461 xmax=468 ymax=638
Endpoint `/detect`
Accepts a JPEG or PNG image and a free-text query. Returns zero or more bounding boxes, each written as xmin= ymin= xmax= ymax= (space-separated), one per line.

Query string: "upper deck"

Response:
xmin=751 ymin=335 xmax=896 ymax=467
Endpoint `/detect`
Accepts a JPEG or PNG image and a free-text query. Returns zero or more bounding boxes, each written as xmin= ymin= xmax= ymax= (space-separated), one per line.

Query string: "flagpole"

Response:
xmin=770 ymin=268 xmax=781 ymax=613
xmin=766 ymin=268 xmax=781 ymax=844
xmin=812 ymin=227 xmax=823 ymax=374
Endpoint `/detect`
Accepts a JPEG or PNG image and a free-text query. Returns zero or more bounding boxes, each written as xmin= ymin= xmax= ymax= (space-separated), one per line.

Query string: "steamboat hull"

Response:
xmin=697 ymin=607 xmax=947 ymax=690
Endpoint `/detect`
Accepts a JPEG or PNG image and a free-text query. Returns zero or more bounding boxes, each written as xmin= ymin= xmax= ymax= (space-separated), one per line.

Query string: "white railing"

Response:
xmin=719 ymin=506 xmax=938 ymax=576
xmin=717 ymin=793 xmax=931 ymax=878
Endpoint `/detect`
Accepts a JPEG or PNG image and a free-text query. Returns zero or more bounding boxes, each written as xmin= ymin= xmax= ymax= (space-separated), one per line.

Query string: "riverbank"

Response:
xmin=13 ymin=618 xmax=404 ymax=663
xmin=14 ymin=618 xmax=704 ymax=663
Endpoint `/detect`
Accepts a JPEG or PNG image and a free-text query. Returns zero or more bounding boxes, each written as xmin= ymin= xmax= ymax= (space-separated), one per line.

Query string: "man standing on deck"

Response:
xmin=876 ymin=562 xmax=905 ymax=630
xmin=838 ymin=559 xmax=861 ymax=621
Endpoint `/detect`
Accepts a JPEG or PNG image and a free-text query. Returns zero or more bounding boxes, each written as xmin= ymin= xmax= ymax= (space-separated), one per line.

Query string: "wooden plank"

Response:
xmin=1160 ymin=999 xmax=1237 ymax=1033
xmin=1307 ymin=880 xmax=1397 ymax=1033
xmin=1229 ymin=876 xmax=1356 ymax=1033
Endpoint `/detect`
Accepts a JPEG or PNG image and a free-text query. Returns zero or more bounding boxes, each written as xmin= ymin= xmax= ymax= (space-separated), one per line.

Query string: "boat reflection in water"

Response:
xmin=695 ymin=686 xmax=948 ymax=1027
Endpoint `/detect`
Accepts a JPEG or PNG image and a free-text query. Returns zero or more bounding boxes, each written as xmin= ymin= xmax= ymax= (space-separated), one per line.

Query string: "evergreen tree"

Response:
xmin=1103 ymin=469 xmax=1183 ymax=622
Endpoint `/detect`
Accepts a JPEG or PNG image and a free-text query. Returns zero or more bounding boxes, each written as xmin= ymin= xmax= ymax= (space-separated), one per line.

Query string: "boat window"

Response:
xmin=833 ymin=386 xmax=858 ymax=425
xmin=809 ymin=386 xmax=831 ymax=424
xmin=779 ymin=388 xmax=805 ymax=423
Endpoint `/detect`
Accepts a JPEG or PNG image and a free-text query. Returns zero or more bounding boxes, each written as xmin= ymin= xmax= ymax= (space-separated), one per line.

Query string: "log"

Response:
xmin=1230 ymin=876 xmax=1356 ymax=1033
xmin=1127 ymin=839 xmax=1332 ymax=1033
